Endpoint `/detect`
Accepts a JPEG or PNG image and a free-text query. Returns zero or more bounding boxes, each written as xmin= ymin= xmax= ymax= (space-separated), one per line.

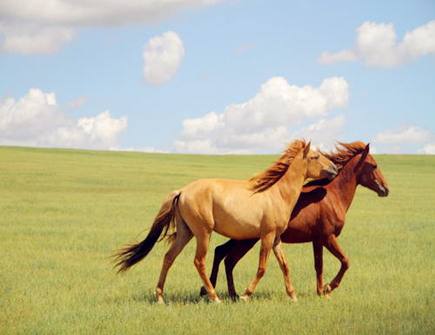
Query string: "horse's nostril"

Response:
xmin=378 ymin=185 xmax=389 ymax=197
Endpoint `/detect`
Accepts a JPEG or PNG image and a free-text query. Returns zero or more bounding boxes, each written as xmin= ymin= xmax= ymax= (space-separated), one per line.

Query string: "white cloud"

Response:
xmin=294 ymin=115 xmax=345 ymax=151
xmin=0 ymin=1 xmax=222 ymax=26
xmin=143 ymin=31 xmax=185 ymax=85
xmin=0 ymin=89 xmax=127 ymax=149
xmin=175 ymin=77 xmax=349 ymax=154
xmin=421 ymin=143 xmax=435 ymax=154
xmin=375 ymin=126 xmax=432 ymax=144
xmin=0 ymin=24 xmax=74 ymax=54
xmin=319 ymin=20 xmax=435 ymax=67
xmin=318 ymin=50 xmax=357 ymax=64
xmin=0 ymin=0 xmax=222 ymax=54
xmin=374 ymin=125 xmax=435 ymax=154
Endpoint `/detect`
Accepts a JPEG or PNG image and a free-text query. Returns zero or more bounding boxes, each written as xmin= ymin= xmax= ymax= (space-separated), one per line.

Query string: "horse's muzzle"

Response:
xmin=326 ymin=165 xmax=339 ymax=180
xmin=376 ymin=182 xmax=389 ymax=197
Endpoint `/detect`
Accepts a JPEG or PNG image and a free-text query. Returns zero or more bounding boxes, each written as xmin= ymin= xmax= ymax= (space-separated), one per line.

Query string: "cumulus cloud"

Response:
xmin=294 ymin=115 xmax=345 ymax=151
xmin=175 ymin=77 xmax=349 ymax=154
xmin=421 ymin=143 xmax=435 ymax=154
xmin=0 ymin=88 xmax=127 ymax=149
xmin=375 ymin=126 xmax=432 ymax=144
xmin=374 ymin=125 xmax=435 ymax=154
xmin=0 ymin=0 xmax=222 ymax=54
xmin=143 ymin=31 xmax=185 ymax=85
xmin=319 ymin=20 xmax=435 ymax=67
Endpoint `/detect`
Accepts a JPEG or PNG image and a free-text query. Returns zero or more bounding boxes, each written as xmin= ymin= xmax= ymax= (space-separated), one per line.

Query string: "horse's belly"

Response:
xmin=281 ymin=227 xmax=312 ymax=243
xmin=214 ymin=219 xmax=261 ymax=239
xmin=212 ymin=191 xmax=263 ymax=239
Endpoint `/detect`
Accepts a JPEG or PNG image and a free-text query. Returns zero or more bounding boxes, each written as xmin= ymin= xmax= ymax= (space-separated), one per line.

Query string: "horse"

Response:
xmin=114 ymin=140 xmax=338 ymax=303
xmin=200 ymin=142 xmax=389 ymax=299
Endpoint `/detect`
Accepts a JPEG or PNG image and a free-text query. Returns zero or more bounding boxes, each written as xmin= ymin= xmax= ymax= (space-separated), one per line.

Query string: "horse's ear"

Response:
xmin=303 ymin=141 xmax=311 ymax=158
xmin=354 ymin=143 xmax=370 ymax=172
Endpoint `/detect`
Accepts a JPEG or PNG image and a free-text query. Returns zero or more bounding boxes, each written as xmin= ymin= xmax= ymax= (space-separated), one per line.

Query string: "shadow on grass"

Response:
xmin=130 ymin=289 xmax=280 ymax=305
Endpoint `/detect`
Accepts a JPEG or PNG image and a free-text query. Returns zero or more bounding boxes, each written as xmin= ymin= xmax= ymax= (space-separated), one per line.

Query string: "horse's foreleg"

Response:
xmin=199 ymin=239 xmax=235 ymax=296
xmin=224 ymin=239 xmax=258 ymax=300
xmin=312 ymin=240 xmax=325 ymax=296
xmin=273 ymin=240 xmax=297 ymax=301
xmin=323 ymin=234 xmax=349 ymax=294
xmin=156 ymin=221 xmax=193 ymax=304
xmin=240 ymin=232 xmax=274 ymax=301
xmin=194 ymin=234 xmax=221 ymax=303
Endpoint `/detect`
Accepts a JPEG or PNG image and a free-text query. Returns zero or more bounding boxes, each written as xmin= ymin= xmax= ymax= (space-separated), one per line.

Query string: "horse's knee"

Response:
xmin=282 ymin=264 xmax=290 ymax=276
xmin=194 ymin=257 xmax=206 ymax=272
xmin=164 ymin=252 xmax=175 ymax=266
xmin=342 ymin=257 xmax=350 ymax=270
xmin=257 ymin=267 xmax=266 ymax=278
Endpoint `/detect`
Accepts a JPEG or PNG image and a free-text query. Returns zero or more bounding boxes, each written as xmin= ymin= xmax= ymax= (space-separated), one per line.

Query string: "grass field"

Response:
xmin=0 ymin=146 xmax=434 ymax=334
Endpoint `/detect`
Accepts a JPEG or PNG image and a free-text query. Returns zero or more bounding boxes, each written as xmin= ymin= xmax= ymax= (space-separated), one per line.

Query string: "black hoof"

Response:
xmin=230 ymin=294 xmax=240 ymax=301
xmin=199 ymin=286 xmax=208 ymax=296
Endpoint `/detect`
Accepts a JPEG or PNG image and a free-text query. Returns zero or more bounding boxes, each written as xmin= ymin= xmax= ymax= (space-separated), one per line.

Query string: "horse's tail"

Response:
xmin=114 ymin=191 xmax=181 ymax=273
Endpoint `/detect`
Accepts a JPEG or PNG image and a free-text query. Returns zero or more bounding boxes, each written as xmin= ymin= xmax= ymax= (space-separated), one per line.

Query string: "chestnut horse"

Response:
xmin=201 ymin=142 xmax=389 ymax=299
xmin=115 ymin=140 xmax=338 ymax=303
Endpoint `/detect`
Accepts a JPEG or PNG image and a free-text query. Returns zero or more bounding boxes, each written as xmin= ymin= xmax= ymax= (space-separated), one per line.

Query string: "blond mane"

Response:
xmin=249 ymin=139 xmax=307 ymax=193
xmin=323 ymin=141 xmax=367 ymax=169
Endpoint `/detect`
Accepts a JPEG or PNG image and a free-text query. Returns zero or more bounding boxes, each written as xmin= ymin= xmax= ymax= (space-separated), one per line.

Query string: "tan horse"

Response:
xmin=115 ymin=140 xmax=338 ymax=303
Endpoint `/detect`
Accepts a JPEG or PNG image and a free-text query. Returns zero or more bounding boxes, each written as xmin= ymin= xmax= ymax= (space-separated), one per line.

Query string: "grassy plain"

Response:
xmin=0 ymin=146 xmax=434 ymax=334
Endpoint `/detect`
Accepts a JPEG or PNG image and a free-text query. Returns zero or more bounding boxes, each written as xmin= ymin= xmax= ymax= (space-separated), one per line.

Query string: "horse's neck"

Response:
xmin=331 ymin=157 xmax=359 ymax=212
xmin=275 ymin=160 xmax=306 ymax=206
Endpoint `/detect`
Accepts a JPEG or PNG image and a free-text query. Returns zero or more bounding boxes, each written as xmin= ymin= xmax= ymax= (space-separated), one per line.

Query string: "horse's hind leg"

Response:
xmin=240 ymin=231 xmax=275 ymax=301
xmin=273 ymin=240 xmax=297 ymax=301
xmin=312 ymin=239 xmax=325 ymax=296
xmin=194 ymin=233 xmax=221 ymax=303
xmin=156 ymin=220 xmax=193 ymax=304
xmin=224 ymin=239 xmax=258 ymax=300
xmin=199 ymin=239 xmax=235 ymax=297
xmin=323 ymin=234 xmax=349 ymax=295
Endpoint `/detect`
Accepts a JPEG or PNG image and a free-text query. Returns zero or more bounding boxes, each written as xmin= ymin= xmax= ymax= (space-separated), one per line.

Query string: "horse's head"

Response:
xmin=301 ymin=142 xmax=338 ymax=181
xmin=354 ymin=143 xmax=389 ymax=197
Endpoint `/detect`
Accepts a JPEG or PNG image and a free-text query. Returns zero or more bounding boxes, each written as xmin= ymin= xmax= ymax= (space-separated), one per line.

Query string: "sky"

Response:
xmin=0 ymin=0 xmax=434 ymax=154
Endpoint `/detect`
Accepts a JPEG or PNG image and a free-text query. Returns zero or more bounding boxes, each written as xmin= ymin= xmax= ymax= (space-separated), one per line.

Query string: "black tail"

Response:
xmin=114 ymin=191 xmax=180 ymax=273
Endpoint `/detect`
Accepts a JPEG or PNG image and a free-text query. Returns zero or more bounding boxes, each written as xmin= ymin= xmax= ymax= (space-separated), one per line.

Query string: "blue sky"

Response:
xmin=0 ymin=0 xmax=434 ymax=153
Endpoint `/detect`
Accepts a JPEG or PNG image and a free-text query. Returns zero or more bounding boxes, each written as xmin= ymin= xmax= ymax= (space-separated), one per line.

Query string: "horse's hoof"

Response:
xmin=323 ymin=284 xmax=332 ymax=295
xmin=199 ymin=286 xmax=207 ymax=296
xmin=239 ymin=294 xmax=250 ymax=302
xmin=230 ymin=294 xmax=240 ymax=302
xmin=210 ymin=297 xmax=221 ymax=303
xmin=156 ymin=297 xmax=165 ymax=304
xmin=287 ymin=290 xmax=298 ymax=302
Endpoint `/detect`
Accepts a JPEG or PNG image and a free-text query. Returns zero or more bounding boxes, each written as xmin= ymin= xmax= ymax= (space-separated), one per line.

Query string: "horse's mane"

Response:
xmin=304 ymin=141 xmax=367 ymax=187
xmin=249 ymin=139 xmax=307 ymax=193
xmin=323 ymin=141 xmax=367 ymax=169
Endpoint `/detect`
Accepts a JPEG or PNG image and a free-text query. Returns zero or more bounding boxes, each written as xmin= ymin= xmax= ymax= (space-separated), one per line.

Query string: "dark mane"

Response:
xmin=304 ymin=141 xmax=368 ymax=188
xmin=249 ymin=140 xmax=306 ymax=193
xmin=322 ymin=141 xmax=367 ymax=170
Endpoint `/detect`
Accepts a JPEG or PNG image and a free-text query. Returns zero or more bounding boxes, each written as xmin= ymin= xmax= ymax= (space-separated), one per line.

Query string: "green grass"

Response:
xmin=0 ymin=146 xmax=434 ymax=334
